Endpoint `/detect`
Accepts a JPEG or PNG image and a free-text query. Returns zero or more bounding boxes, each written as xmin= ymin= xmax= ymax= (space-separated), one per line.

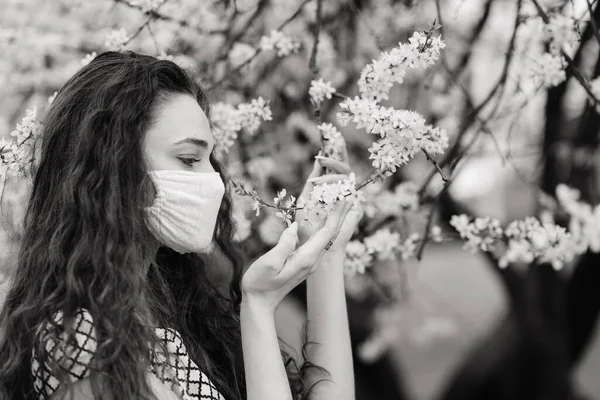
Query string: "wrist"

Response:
xmin=323 ymin=247 xmax=346 ymax=260
xmin=240 ymin=294 xmax=276 ymax=320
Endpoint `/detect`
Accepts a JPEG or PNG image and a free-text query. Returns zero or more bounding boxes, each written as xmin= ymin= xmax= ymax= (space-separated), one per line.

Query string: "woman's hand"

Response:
xmin=295 ymin=142 xmax=364 ymax=253
xmin=241 ymin=200 xmax=353 ymax=315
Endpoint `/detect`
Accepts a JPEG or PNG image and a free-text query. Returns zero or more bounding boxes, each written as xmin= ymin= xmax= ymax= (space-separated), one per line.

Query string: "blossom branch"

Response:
xmin=418 ymin=0 xmax=521 ymax=198
xmin=208 ymin=0 xmax=312 ymax=90
xmin=114 ymin=0 xmax=228 ymax=35
xmin=530 ymin=0 xmax=600 ymax=106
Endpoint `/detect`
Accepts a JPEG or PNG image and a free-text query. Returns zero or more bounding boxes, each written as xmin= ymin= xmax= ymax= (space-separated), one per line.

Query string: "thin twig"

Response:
xmin=416 ymin=204 xmax=437 ymax=260
xmin=146 ymin=23 xmax=161 ymax=54
xmin=309 ymin=0 xmax=323 ymax=75
xmin=421 ymin=149 xmax=448 ymax=182
xmin=114 ymin=0 xmax=228 ymax=35
xmin=585 ymin=0 xmax=600 ymax=46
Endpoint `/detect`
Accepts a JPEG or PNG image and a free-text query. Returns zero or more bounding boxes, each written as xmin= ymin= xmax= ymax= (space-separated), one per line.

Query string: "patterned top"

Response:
xmin=31 ymin=308 xmax=225 ymax=400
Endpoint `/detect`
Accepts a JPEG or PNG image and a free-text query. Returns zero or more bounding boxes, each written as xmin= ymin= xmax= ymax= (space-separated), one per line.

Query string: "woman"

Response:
xmin=0 ymin=51 xmax=360 ymax=399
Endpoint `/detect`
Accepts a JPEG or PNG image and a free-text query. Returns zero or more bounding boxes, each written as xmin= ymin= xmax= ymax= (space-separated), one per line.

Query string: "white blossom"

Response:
xmin=317 ymin=122 xmax=342 ymax=141
xmin=129 ymin=0 xmax=165 ymax=13
xmin=339 ymin=97 xmax=448 ymax=173
xmin=309 ymin=79 xmax=336 ymax=106
xmin=430 ymin=225 xmax=443 ymax=243
xmin=358 ymin=31 xmax=446 ymax=102
xmin=556 ymin=183 xmax=600 ymax=255
xmin=258 ymin=213 xmax=286 ymax=245
xmin=450 ymin=214 xmax=503 ymax=253
xmin=397 ymin=232 xmax=420 ymax=260
xmin=304 ymin=172 xmax=365 ymax=224
xmin=364 ymin=228 xmax=401 ymax=260
xmin=232 ymin=201 xmax=252 ymax=242
xmin=543 ymin=13 xmax=579 ymax=55
xmin=80 ymin=52 xmax=97 ymax=67
xmin=48 ymin=91 xmax=58 ymax=105
xmin=523 ymin=52 xmax=567 ymax=88
xmin=210 ymin=97 xmax=272 ymax=155
xmin=229 ymin=43 xmax=256 ymax=68
xmin=344 ymin=240 xmax=373 ymax=276
xmin=105 ymin=28 xmax=129 ymax=50
xmin=1 ymin=107 xmax=40 ymax=178
xmin=394 ymin=181 xmax=419 ymax=210
xmin=259 ymin=30 xmax=300 ymax=57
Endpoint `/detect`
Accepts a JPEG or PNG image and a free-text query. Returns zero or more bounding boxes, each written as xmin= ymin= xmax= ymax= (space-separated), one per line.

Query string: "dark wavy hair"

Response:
xmin=0 ymin=51 xmax=322 ymax=400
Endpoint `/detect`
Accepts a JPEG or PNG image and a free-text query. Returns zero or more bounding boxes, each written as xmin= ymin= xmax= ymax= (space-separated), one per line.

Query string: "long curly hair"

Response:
xmin=0 ymin=51 xmax=320 ymax=400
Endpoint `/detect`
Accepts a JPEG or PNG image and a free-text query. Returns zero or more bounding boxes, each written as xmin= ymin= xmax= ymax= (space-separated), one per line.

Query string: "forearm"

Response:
xmin=305 ymin=250 xmax=355 ymax=400
xmin=240 ymin=299 xmax=293 ymax=400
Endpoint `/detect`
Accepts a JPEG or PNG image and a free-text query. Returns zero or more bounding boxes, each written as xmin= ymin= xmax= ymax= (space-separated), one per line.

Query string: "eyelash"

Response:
xmin=178 ymin=157 xmax=202 ymax=167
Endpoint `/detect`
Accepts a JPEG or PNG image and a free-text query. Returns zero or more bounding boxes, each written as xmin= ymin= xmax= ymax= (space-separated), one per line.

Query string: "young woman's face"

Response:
xmin=143 ymin=93 xmax=216 ymax=174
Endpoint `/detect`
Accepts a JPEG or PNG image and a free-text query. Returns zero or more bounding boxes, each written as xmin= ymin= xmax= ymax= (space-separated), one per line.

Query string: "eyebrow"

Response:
xmin=172 ymin=138 xmax=210 ymax=149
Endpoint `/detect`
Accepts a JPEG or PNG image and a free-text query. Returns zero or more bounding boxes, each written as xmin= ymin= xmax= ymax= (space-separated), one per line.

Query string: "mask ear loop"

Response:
xmin=143 ymin=172 xmax=166 ymax=238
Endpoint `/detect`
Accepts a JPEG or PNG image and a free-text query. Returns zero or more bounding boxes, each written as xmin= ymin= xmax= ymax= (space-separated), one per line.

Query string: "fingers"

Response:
xmin=277 ymin=201 xmax=351 ymax=282
xmin=300 ymin=200 xmax=352 ymax=259
xmin=340 ymin=141 xmax=349 ymax=165
xmin=315 ymin=155 xmax=352 ymax=175
xmin=299 ymin=158 xmax=324 ymax=201
xmin=267 ymin=221 xmax=299 ymax=271
xmin=306 ymin=174 xmax=350 ymax=186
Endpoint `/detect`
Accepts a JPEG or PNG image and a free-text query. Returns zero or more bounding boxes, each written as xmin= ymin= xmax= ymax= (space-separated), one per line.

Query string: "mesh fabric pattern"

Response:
xmin=31 ymin=308 xmax=225 ymax=400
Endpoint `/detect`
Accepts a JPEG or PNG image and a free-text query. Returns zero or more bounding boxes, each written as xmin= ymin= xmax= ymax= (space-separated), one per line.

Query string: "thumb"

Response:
xmin=270 ymin=221 xmax=299 ymax=260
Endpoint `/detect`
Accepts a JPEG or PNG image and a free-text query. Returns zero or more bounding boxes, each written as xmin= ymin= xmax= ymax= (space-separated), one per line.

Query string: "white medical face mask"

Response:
xmin=144 ymin=170 xmax=225 ymax=254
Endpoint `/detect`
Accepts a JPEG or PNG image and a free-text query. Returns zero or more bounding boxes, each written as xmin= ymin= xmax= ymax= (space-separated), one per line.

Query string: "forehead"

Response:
xmin=144 ymin=94 xmax=213 ymax=147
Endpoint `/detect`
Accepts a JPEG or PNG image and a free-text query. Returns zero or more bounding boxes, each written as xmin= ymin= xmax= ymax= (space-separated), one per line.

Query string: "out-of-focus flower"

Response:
xmin=450 ymin=213 xmax=574 ymax=270
xmin=129 ymin=0 xmax=165 ymax=13
xmin=344 ymin=240 xmax=373 ymax=276
xmin=309 ymin=78 xmax=336 ymax=107
xmin=430 ymin=225 xmax=443 ymax=243
xmin=80 ymin=52 xmax=97 ymax=67
xmin=543 ymin=13 xmax=579 ymax=55
xmin=364 ymin=228 xmax=401 ymax=261
xmin=210 ymin=97 xmax=273 ymax=154
xmin=394 ymin=181 xmax=419 ymax=210
xmin=105 ymin=28 xmax=129 ymax=50
xmin=259 ymin=30 xmax=300 ymax=57
xmin=317 ymin=122 xmax=341 ymax=140
xmin=397 ymin=232 xmax=420 ymax=260
xmin=229 ymin=42 xmax=256 ymax=68
xmin=232 ymin=198 xmax=252 ymax=242
xmin=258 ymin=213 xmax=286 ymax=245
xmin=411 ymin=316 xmax=459 ymax=346
xmin=1 ymin=107 xmax=40 ymax=178
xmin=450 ymin=214 xmax=503 ymax=253
xmin=523 ymin=52 xmax=567 ymax=88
